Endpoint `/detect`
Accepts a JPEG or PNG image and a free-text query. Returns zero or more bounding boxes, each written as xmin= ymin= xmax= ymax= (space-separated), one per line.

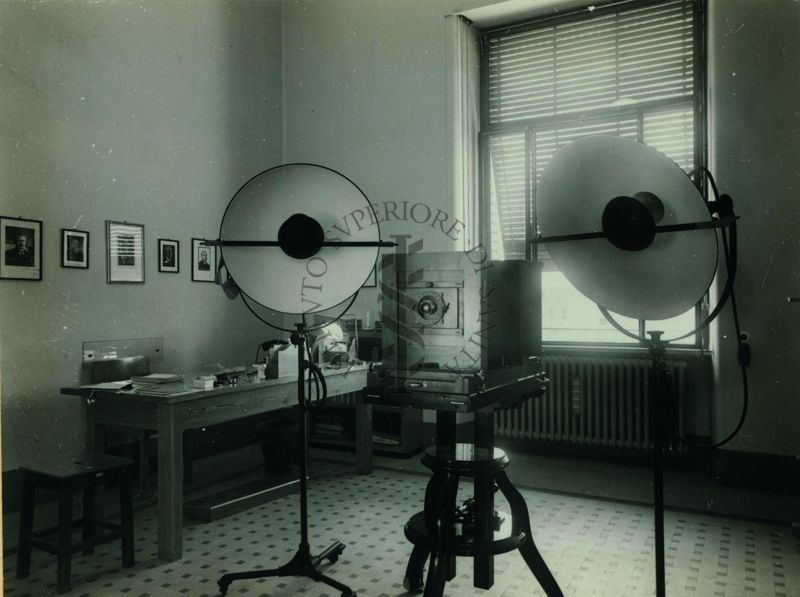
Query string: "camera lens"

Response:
xmin=417 ymin=297 xmax=437 ymax=317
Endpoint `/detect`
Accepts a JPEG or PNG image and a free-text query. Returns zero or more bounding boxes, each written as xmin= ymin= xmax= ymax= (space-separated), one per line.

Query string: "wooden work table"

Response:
xmin=62 ymin=365 xmax=372 ymax=562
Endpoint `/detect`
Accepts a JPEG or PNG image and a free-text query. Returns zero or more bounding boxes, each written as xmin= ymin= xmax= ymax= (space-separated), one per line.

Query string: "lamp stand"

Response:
xmin=217 ymin=323 xmax=356 ymax=597
xmin=647 ymin=330 xmax=670 ymax=597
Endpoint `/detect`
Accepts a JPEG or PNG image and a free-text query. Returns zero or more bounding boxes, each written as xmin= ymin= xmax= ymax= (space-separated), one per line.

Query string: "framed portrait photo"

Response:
xmin=158 ymin=239 xmax=179 ymax=273
xmin=191 ymin=238 xmax=216 ymax=282
xmin=106 ymin=220 xmax=144 ymax=284
xmin=61 ymin=229 xmax=89 ymax=269
xmin=1 ymin=216 xmax=42 ymax=281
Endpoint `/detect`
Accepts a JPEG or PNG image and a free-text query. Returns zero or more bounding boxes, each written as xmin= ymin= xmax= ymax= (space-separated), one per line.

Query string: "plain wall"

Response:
xmin=0 ymin=0 xmax=285 ymax=471
xmin=282 ymin=0 xmax=476 ymax=321
xmin=708 ymin=0 xmax=800 ymax=455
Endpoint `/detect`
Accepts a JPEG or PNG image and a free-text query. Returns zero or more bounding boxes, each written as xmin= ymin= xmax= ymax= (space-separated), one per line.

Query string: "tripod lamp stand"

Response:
xmin=533 ymin=136 xmax=740 ymax=597
xmin=210 ymin=163 xmax=394 ymax=597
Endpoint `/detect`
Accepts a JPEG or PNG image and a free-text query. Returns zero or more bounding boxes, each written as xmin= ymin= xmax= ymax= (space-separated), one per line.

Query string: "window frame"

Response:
xmin=478 ymin=0 xmax=708 ymax=349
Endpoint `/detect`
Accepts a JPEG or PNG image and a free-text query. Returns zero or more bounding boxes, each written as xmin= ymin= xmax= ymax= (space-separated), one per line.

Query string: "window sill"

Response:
xmin=543 ymin=343 xmax=710 ymax=360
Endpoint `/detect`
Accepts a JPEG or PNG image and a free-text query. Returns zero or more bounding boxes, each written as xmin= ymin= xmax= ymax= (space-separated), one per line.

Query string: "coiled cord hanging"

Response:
xmin=304 ymin=331 xmax=327 ymax=408
xmin=680 ymin=167 xmax=749 ymax=450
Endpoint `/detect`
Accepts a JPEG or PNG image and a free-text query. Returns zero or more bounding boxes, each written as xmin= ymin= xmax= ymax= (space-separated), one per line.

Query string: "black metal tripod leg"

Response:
xmin=311 ymin=569 xmax=357 ymax=596
xmin=422 ymin=552 xmax=447 ymax=597
xmin=403 ymin=472 xmax=443 ymax=593
xmin=404 ymin=544 xmax=430 ymax=592
xmin=423 ymin=471 xmax=446 ymax=532
xmin=218 ymin=568 xmax=282 ymax=594
xmin=422 ymin=470 xmax=459 ymax=597
xmin=495 ymin=471 xmax=563 ymax=597
xmin=438 ymin=471 xmax=460 ymax=585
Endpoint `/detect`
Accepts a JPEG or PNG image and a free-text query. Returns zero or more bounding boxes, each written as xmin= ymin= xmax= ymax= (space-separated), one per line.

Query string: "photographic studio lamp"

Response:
xmin=534 ymin=135 xmax=744 ymax=597
xmin=209 ymin=163 xmax=394 ymax=597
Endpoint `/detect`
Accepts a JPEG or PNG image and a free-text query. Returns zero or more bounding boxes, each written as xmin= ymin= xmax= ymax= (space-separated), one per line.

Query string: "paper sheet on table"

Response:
xmin=79 ymin=380 xmax=133 ymax=390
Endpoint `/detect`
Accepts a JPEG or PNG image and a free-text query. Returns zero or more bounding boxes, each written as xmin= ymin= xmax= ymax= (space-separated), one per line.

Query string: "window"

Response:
xmin=481 ymin=0 xmax=705 ymax=346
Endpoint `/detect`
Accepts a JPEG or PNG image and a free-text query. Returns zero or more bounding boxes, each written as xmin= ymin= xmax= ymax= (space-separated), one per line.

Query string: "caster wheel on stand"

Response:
xmin=327 ymin=542 xmax=345 ymax=563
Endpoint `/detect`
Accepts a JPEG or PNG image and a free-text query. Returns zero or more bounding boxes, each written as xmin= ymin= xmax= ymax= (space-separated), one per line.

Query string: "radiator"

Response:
xmin=496 ymin=355 xmax=687 ymax=451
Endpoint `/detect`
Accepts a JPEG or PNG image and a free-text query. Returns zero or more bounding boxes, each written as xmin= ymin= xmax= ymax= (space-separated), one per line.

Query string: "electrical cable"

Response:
xmin=680 ymin=218 xmax=749 ymax=449
xmin=238 ymin=289 xmax=360 ymax=334
xmin=304 ymin=332 xmax=326 ymax=408
xmin=308 ymin=360 xmax=328 ymax=407
xmin=679 ymin=167 xmax=749 ymax=449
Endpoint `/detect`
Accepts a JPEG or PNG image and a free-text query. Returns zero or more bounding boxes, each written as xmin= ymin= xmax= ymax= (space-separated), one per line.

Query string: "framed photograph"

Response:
xmin=1 ymin=216 xmax=42 ymax=281
xmin=362 ymin=265 xmax=377 ymax=288
xmin=106 ymin=220 xmax=144 ymax=283
xmin=61 ymin=229 xmax=89 ymax=269
xmin=191 ymin=238 xmax=216 ymax=282
xmin=158 ymin=239 xmax=179 ymax=273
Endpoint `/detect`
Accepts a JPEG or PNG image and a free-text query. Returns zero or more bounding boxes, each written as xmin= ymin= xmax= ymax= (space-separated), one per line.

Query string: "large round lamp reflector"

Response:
xmin=220 ymin=164 xmax=379 ymax=314
xmin=537 ymin=136 xmax=717 ymax=321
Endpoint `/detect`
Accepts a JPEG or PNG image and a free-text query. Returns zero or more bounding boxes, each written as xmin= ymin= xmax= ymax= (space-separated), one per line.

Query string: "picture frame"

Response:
xmin=158 ymin=238 xmax=179 ymax=273
xmin=1 ymin=216 xmax=42 ymax=281
xmin=362 ymin=264 xmax=377 ymax=288
xmin=106 ymin=220 xmax=144 ymax=284
xmin=61 ymin=229 xmax=89 ymax=269
xmin=191 ymin=238 xmax=216 ymax=282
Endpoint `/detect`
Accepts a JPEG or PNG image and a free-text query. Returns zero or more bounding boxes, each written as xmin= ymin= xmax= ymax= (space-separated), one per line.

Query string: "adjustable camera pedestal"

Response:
xmin=217 ymin=323 xmax=355 ymax=597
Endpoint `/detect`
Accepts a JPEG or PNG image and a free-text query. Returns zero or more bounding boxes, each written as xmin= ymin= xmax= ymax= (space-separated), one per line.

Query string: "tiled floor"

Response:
xmin=4 ymin=465 xmax=799 ymax=596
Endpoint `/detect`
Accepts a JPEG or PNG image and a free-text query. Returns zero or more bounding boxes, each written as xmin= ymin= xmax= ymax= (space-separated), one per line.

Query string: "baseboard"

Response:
xmin=714 ymin=449 xmax=800 ymax=495
xmin=421 ymin=421 xmax=800 ymax=495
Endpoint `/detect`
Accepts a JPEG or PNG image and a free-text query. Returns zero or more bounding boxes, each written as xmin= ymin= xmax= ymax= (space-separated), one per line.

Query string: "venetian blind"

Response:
xmin=484 ymin=0 xmax=697 ymax=262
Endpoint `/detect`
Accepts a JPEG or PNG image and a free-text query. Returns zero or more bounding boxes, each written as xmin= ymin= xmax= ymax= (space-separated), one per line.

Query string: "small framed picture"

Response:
xmin=362 ymin=265 xmax=377 ymax=288
xmin=191 ymin=238 xmax=216 ymax=282
xmin=106 ymin=220 xmax=144 ymax=284
xmin=61 ymin=229 xmax=89 ymax=269
xmin=158 ymin=239 xmax=179 ymax=273
xmin=1 ymin=216 xmax=42 ymax=281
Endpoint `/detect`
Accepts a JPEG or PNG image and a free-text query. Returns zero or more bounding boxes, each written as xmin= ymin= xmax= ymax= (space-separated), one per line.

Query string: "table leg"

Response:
xmin=92 ymin=421 xmax=107 ymax=523
xmin=355 ymin=391 xmax=373 ymax=474
xmin=56 ymin=487 xmax=73 ymax=594
xmin=137 ymin=430 xmax=153 ymax=496
xmin=120 ymin=471 xmax=135 ymax=568
xmin=15 ymin=471 xmax=33 ymax=579
xmin=157 ymin=404 xmax=183 ymax=561
xmin=82 ymin=487 xmax=96 ymax=555
xmin=84 ymin=396 xmax=97 ymax=453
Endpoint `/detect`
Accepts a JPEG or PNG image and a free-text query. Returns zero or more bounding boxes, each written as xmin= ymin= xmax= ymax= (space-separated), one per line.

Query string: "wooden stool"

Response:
xmin=16 ymin=453 xmax=136 ymax=594
xmin=403 ymin=443 xmax=562 ymax=597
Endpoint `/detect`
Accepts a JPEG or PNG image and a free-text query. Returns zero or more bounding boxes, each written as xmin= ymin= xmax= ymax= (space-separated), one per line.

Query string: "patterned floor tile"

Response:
xmin=4 ymin=467 xmax=799 ymax=596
